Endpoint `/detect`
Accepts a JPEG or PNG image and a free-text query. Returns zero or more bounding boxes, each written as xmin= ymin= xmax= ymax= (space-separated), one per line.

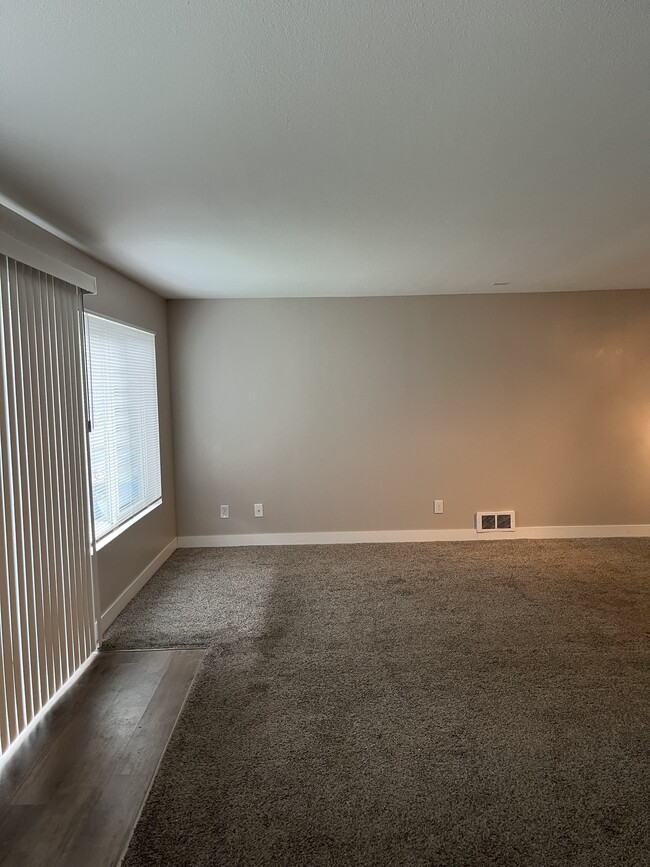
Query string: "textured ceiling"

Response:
xmin=1 ymin=1 xmax=649 ymax=298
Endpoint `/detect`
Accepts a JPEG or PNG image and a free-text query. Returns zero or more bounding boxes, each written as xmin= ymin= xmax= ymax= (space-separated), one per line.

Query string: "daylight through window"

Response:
xmin=86 ymin=313 xmax=162 ymax=542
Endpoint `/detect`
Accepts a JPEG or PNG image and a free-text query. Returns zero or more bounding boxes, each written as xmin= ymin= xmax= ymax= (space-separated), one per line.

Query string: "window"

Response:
xmin=86 ymin=313 xmax=162 ymax=543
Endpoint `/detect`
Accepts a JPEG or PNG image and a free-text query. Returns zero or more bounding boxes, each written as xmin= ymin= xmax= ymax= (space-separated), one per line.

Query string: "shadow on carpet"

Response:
xmin=104 ymin=540 xmax=650 ymax=866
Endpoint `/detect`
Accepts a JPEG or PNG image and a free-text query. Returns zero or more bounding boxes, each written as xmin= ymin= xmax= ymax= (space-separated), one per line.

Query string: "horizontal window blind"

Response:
xmin=0 ymin=256 xmax=96 ymax=757
xmin=85 ymin=314 xmax=161 ymax=541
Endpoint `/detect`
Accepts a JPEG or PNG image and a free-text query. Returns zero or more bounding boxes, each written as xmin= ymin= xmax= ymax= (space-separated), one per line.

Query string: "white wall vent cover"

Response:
xmin=475 ymin=510 xmax=516 ymax=532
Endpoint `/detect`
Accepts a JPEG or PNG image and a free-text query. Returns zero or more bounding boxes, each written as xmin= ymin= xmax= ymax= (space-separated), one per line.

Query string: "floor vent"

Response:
xmin=475 ymin=510 xmax=516 ymax=532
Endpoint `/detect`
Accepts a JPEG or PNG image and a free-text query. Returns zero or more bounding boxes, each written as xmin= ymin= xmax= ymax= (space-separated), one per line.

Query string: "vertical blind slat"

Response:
xmin=24 ymin=273 xmax=55 ymax=701
xmin=7 ymin=266 xmax=36 ymax=722
xmin=13 ymin=261 xmax=40 ymax=721
xmin=42 ymin=275 xmax=66 ymax=685
xmin=0 ymin=261 xmax=30 ymax=731
xmin=52 ymin=279 xmax=77 ymax=675
xmin=36 ymin=270 xmax=63 ymax=692
xmin=47 ymin=274 xmax=73 ymax=681
xmin=14 ymin=265 xmax=46 ymax=712
xmin=18 ymin=271 xmax=47 ymax=708
xmin=60 ymin=288 xmax=83 ymax=668
xmin=0 ymin=257 xmax=21 ymax=746
xmin=78 ymin=303 xmax=98 ymax=652
xmin=69 ymin=295 xmax=94 ymax=655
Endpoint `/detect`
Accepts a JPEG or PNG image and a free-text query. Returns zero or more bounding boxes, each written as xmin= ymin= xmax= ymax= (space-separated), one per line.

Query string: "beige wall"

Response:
xmin=0 ymin=204 xmax=176 ymax=612
xmin=170 ymin=291 xmax=650 ymax=536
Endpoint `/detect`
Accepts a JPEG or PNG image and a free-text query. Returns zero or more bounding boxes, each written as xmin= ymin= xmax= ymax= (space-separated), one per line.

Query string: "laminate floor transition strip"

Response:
xmin=0 ymin=648 xmax=205 ymax=867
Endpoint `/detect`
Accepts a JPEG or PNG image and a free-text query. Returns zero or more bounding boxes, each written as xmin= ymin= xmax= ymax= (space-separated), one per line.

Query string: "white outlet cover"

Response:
xmin=254 ymin=503 xmax=264 ymax=517
xmin=434 ymin=499 xmax=444 ymax=514
xmin=220 ymin=505 xmax=229 ymax=519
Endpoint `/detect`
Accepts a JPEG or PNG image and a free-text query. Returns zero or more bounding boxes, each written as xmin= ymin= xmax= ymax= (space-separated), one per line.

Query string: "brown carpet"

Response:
xmin=103 ymin=539 xmax=650 ymax=866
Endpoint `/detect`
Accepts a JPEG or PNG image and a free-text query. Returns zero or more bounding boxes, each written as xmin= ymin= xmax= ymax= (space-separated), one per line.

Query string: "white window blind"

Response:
xmin=0 ymin=255 xmax=96 ymax=757
xmin=85 ymin=314 xmax=161 ymax=542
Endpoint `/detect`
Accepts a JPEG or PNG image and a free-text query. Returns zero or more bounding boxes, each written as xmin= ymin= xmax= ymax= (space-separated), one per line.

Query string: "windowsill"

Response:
xmin=95 ymin=499 xmax=163 ymax=552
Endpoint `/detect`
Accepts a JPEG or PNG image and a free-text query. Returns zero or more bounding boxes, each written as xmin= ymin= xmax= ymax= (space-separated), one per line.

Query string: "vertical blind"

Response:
xmin=0 ymin=256 xmax=96 ymax=756
xmin=85 ymin=314 xmax=161 ymax=541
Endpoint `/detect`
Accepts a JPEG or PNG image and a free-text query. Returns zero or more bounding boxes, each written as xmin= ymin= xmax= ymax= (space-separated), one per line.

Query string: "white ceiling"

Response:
xmin=1 ymin=1 xmax=649 ymax=299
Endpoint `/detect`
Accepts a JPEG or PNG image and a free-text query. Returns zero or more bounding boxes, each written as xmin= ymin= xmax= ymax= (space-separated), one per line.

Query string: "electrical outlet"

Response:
xmin=434 ymin=499 xmax=444 ymax=514
xmin=254 ymin=503 xmax=264 ymax=517
xmin=220 ymin=505 xmax=229 ymax=519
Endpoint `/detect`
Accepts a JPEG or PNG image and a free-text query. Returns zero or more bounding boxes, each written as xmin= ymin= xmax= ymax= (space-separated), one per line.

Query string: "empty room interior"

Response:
xmin=0 ymin=2 xmax=649 ymax=865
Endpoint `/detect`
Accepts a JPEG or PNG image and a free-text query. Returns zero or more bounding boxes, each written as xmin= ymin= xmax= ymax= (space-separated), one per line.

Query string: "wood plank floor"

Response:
xmin=0 ymin=648 xmax=205 ymax=867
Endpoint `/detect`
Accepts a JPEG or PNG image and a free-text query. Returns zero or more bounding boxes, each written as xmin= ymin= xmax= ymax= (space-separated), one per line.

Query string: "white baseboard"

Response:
xmin=177 ymin=525 xmax=650 ymax=548
xmin=100 ymin=538 xmax=178 ymax=633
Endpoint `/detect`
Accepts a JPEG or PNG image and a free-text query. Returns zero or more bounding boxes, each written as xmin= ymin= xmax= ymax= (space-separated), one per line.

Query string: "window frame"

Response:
xmin=84 ymin=311 xmax=163 ymax=548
